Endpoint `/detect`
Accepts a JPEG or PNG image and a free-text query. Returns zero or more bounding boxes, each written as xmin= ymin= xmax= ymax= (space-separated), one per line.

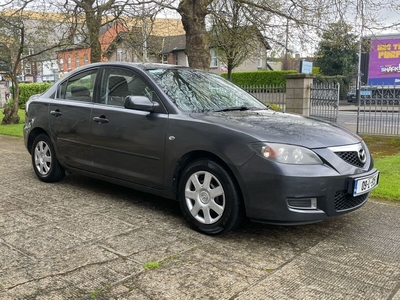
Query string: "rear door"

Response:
xmin=49 ymin=68 xmax=98 ymax=170
xmin=90 ymin=66 xmax=168 ymax=189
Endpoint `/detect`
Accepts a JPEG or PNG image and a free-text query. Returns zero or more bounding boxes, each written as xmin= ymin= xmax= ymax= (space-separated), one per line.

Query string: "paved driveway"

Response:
xmin=0 ymin=135 xmax=399 ymax=299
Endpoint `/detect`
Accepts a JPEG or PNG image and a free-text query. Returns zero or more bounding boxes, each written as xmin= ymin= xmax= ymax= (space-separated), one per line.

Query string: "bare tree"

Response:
xmin=208 ymin=1 xmax=272 ymax=79
xmin=61 ymin=0 xmax=131 ymax=63
xmin=144 ymin=0 xmax=400 ymax=71
xmin=0 ymin=3 xmax=71 ymax=124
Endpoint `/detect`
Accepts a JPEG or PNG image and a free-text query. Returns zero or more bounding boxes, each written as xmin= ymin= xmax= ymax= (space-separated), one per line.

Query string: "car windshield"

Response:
xmin=147 ymin=68 xmax=266 ymax=113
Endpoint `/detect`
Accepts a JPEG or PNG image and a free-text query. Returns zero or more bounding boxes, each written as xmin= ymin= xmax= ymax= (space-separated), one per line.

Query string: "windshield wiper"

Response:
xmin=213 ymin=106 xmax=251 ymax=112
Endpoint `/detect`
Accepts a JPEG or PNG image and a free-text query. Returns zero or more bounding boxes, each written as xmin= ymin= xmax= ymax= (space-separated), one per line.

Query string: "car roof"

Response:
xmin=86 ymin=62 xmax=191 ymax=71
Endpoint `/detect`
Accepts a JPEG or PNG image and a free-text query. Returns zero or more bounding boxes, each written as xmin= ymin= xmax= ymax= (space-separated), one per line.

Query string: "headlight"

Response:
xmin=249 ymin=142 xmax=323 ymax=165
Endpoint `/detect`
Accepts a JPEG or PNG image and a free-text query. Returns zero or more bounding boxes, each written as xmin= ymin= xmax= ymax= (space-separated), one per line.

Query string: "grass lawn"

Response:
xmin=1 ymin=110 xmax=399 ymax=201
xmin=362 ymin=135 xmax=400 ymax=202
xmin=0 ymin=109 xmax=25 ymax=137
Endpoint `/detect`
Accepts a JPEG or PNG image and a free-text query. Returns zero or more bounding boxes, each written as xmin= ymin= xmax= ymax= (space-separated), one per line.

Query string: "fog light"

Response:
xmin=287 ymin=198 xmax=317 ymax=210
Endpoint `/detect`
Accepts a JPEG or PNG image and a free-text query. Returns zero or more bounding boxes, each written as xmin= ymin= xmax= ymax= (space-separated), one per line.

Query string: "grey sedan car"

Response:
xmin=24 ymin=63 xmax=379 ymax=235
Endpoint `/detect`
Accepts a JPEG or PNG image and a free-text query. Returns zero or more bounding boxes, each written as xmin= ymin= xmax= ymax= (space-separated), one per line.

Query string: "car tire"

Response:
xmin=31 ymin=134 xmax=65 ymax=182
xmin=179 ymin=159 xmax=243 ymax=235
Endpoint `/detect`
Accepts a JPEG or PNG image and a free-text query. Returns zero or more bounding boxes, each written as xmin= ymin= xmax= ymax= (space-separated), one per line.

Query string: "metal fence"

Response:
xmin=240 ymin=85 xmax=286 ymax=111
xmin=240 ymin=82 xmax=400 ymax=135
xmin=309 ymin=82 xmax=340 ymax=122
xmin=357 ymin=101 xmax=400 ymax=136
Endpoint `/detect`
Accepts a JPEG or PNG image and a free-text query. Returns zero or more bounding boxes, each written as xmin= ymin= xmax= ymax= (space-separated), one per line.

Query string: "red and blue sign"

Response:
xmin=368 ymin=37 xmax=400 ymax=86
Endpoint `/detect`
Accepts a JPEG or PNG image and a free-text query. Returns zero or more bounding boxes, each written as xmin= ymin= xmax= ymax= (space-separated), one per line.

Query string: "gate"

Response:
xmin=240 ymin=84 xmax=286 ymax=111
xmin=310 ymin=82 xmax=340 ymax=122
xmin=356 ymin=86 xmax=400 ymax=135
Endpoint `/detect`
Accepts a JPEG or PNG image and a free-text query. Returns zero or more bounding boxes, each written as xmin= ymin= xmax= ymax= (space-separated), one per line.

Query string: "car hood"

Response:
xmin=190 ymin=109 xmax=361 ymax=148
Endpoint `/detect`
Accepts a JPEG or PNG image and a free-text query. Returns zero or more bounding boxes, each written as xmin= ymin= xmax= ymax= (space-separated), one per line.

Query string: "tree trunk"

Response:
xmin=2 ymin=78 xmax=20 ymax=125
xmin=178 ymin=0 xmax=213 ymax=70
xmin=85 ymin=10 xmax=102 ymax=63
xmin=227 ymin=59 xmax=234 ymax=81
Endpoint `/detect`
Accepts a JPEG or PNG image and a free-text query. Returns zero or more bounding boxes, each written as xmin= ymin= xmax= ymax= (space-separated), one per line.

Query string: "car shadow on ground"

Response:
xmin=58 ymin=173 xmax=349 ymax=246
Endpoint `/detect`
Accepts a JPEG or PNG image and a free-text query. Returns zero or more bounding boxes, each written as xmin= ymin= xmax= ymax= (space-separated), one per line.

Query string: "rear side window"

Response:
xmin=57 ymin=69 xmax=98 ymax=102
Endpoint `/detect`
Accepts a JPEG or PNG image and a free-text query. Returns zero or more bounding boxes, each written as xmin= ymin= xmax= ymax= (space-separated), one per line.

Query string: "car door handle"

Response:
xmin=93 ymin=116 xmax=109 ymax=124
xmin=50 ymin=109 xmax=62 ymax=117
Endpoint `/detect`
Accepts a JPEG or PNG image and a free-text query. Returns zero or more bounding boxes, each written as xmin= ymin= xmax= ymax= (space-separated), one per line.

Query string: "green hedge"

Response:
xmin=10 ymin=82 xmax=52 ymax=109
xmin=221 ymin=70 xmax=298 ymax=86
xmin=312 ymin=67 xmax=321 ymax=75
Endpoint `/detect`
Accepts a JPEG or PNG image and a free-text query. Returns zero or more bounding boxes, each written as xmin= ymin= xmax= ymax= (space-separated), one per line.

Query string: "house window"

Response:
xmin=76 ymin=56 xmax=80 ymax=68
xmin=117 ymin=48 xmax=123 ymax=62
xmin=175 ymin=53 xmax=179 ymax=65
xmin=257 ymin=57 xmax=263 ymax=68
xmin=210 ymin=49 xmax=218 ymax=68
xmin=162 ymin=54 xmax=168 ymax=64
xmin=25 ymin=62 xmax=31 ymax=74
xmin=84 ymin=55 xmax=89 ymax=65
xmin=59 ymin=58 xmax=64 ymax=71
xmin=257 ymin=46 xmax=263 ymax=68
xmin=67 ymin=57 xmax=71 ymax=70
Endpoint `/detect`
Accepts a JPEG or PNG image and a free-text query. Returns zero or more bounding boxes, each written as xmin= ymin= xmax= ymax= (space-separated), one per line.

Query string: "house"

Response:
xmin=106 ymin=30 xmax=272 ymax=74
xmin=160 ymin=34 xmax=187 ymax=65
xmin=207 ymin=25 xmax=272 ymax=74
xmin=104 ymin=29 xmax=163 ymax=63
xmin=1 ymin=10 xmax=76 ymax=82
xmin=57 ymin=18 xmax=184 ymax=75
xmin=57 ymin=22 xmax=127 ymax=76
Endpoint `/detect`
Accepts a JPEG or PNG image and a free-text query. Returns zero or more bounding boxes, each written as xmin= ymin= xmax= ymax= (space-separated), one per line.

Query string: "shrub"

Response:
xmin=10 ymin=82 xmax=53 ymax=109
xmin=221 ymin=70 xmax=298 ymax=86
xmin=312 ymin=67 xmax=321 ymax=75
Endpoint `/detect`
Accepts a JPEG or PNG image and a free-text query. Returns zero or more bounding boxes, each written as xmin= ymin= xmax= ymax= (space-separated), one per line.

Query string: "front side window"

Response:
xmin=147 ymin=68 xmax=266 ymax=112
xmin=57 ymin=69 xmax=98 ymax=102
xmin=99 ymin=67 xmax=153 ymax=107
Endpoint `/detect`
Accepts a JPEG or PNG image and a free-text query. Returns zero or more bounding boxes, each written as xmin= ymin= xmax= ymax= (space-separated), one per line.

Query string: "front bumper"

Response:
xmin=237 ymin=154 xmax=377 ymax=225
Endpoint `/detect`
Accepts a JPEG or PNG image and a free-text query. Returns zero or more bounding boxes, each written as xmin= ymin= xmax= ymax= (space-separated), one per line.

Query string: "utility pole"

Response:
xmin=356 ymin=0 xmax=365 ymax=134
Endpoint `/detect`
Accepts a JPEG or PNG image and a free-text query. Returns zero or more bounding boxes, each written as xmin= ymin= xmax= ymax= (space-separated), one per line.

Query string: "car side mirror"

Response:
xmin=124 ymin=96 xmax=159 ymax=112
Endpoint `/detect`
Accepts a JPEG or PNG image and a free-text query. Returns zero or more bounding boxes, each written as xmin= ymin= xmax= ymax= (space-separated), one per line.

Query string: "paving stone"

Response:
xmin=0 ymin=134 xmax=399 ymax=299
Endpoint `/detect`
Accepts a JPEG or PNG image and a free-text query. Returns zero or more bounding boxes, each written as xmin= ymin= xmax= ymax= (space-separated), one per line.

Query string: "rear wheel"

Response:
xmin=179 ymin=159 xmax=243 ymax=235
xmin=31 ymin=134 xmax=65 ymax=182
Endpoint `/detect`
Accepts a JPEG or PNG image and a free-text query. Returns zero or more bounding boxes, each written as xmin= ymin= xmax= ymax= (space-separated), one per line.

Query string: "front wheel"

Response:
xmin=31 ymin=134 xmax=65 ymax=182
xmin=179 ymin=159 xmax=243 ymax=235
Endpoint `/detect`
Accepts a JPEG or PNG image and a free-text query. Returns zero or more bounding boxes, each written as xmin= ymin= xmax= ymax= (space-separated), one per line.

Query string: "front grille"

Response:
xmin=334 ymin=190 xmax=369 ymax=211
xmin=335 ymin=151 xmax=365 ymax=168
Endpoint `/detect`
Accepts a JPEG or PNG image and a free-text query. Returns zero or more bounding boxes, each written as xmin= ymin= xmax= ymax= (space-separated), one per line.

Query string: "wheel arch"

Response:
xmin=172 ymin=150 xmax=245 ymax=208
xmin=27 ymin=128 xmax=50 ymax=153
